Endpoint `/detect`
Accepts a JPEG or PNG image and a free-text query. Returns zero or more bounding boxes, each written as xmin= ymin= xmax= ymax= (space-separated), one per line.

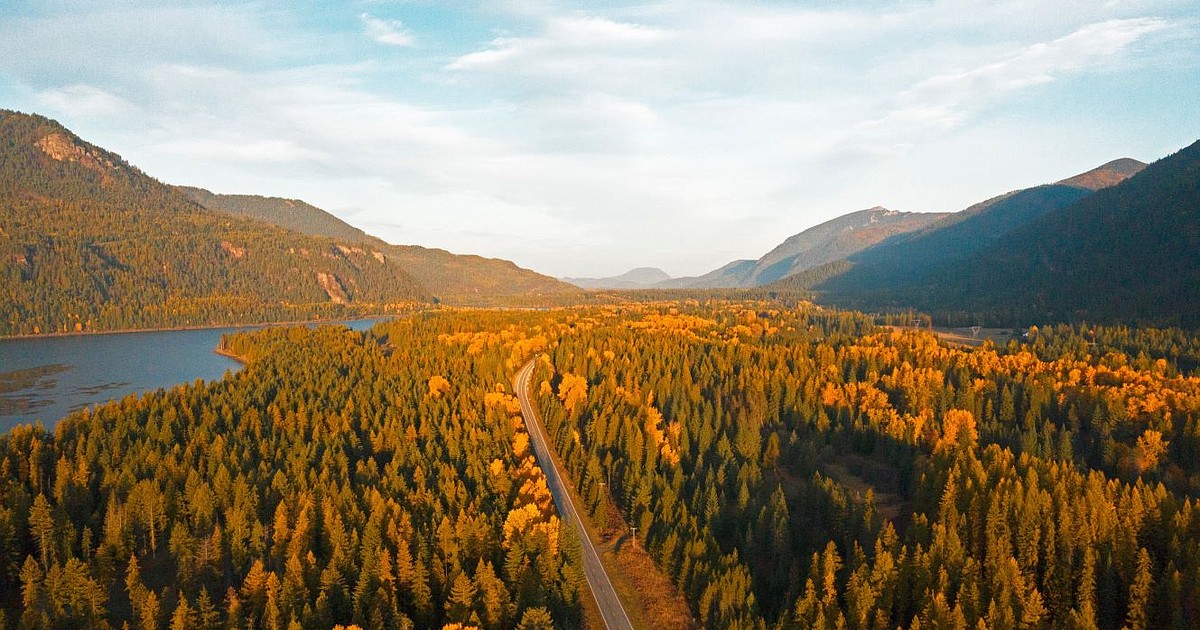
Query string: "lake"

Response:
xmin=0 ymin=319 xmax=380 ymax=433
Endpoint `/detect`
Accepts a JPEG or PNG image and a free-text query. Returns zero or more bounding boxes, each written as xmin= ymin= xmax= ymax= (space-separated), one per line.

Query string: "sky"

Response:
xmin=1 ymin=1 xmax=1198 ymax=278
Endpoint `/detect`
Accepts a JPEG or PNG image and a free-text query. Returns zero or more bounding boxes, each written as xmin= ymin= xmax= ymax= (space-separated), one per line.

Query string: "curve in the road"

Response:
xmin=516 ymin=360 xmax=635 ymax=630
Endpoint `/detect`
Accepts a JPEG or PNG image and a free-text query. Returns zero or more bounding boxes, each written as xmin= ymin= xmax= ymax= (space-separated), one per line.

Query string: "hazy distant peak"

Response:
xmin=562 ymin=266 xmax=673 ymax=290
xmin=1057 ymin=157 xmax=1147 ymax=191
xmin=614 ymin=267 xmax=672 ymax=283
xmin=178 ymin=185 xmax=577 ymax=302
xmin=662 ymin=207 xmax=946 ymax=290
xmin=745 ymin=207 xmax=945 ymax=284
xmin=654 ymin=260 xmax=757 ymax=289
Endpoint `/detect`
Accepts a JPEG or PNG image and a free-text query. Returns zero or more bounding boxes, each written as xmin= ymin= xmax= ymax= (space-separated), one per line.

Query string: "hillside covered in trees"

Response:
xmin=0 ymin=111 xmax=430 ymax=336
xmin=0 ymin=110 xmax=587 ymax=337
xmin=774 ymin=142 xmax=1198 ymax=327
xmin=178 ymin=187 xmax=580 ymax=305
xmin=4 ymin=302 xmax=1200 ymax=629
xmin=911 ymin=140 xmax=1200 ymax=327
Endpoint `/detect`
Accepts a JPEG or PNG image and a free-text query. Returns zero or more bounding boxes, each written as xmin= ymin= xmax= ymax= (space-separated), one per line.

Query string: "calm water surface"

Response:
xmin=0 ymin=319 xmax=379 ymax=433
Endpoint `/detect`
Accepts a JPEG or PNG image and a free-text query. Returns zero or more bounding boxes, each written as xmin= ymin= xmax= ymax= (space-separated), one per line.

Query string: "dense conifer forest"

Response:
xmin=531 ymin=303 xmax=1200 ymax=628
xmin=0 ymin=317 xmax=583 ymax=629
xmin=5 ymin=302 xmax=1200 ymax=629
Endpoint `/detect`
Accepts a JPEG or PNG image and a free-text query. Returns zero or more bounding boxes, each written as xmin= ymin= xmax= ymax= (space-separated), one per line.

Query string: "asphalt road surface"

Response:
xmin=516 ymin=360 xmax=635 ymax=630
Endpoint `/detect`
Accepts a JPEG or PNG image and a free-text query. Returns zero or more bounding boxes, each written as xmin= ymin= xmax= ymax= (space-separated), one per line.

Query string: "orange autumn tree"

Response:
xmin=427 ymin=374 xmax=451 ymax=399
xmin=557 ymin=373 xmax=588 ymax=415
xmin=933 ymin=408 xmax=979 ymax=453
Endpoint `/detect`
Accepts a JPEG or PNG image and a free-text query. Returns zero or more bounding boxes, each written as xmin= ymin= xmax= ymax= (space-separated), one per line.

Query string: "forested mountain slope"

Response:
xmin=0 ymin=111 xmax=426 ymax=335
xmin=655 ymin=259 xmax=757 ymax=289
xmin=177 ymin=187 xmax=373 ymax=243
xmin=815 ymin=185 xmax=1096 ymax=294
xmin=179 ymin=187 xmax=581 ymax=305
xmin=1057 ymin=158 xmax=1147 ymax=190
xmin=812 ymin=158 xmax=1147 ymax=297
xmin=799 ymin=144 xmax=1197 ymax=326
xmin=676 ymin=208 xmax=948 ymax=289
xmin=933 ymin=139 xmax=1200 ymax=326
xmin=381 ymin=245 xmax=581 ymax=306
xmin=743 ymin=207 xmax=950 ymax=286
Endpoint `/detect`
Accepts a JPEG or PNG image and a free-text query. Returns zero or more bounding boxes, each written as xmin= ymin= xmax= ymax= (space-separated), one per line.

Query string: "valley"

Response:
xmin=2 ymin=97 xmax=1199 ymax=630
xmin=7 ymin=303 xmax=1200 ymax=630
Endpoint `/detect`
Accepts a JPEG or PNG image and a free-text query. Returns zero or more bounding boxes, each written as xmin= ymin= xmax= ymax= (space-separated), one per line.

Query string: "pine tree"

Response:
xmin=126 ymin=554 xmax=151 ymax=626
xmin=517 ymin=607 xmax=554 ymax=630
xmin=139 ymin=589 xmax=161 ymax=630
xmin=171 ymin=595 xmax=194 ymax=630
xmin=411 ymin=557 xmax=433 ymax=623
xmin=1125 ymin=548 xmax=1153 ymax=630
xmin=196 ymin=588 xmax=220 ymax=630
xmin=475 ymin=560 xmax=511 ymax=630
xmin=18 ymin=555 xmax=44 ymax=630
xmin=19 ymin=556 xmax=41 ymax=610
xmin=447 ymin=571 xmax=477 ymax=623
xmin=1070 ymin=548 xmax=1099 ymax=629
xmin=28 ymin=494 xmax=54 ymax=570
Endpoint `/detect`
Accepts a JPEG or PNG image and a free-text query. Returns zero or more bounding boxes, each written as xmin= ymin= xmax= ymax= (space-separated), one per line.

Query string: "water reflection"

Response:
xmin=0 ymin=319 xmax=379 ymax=432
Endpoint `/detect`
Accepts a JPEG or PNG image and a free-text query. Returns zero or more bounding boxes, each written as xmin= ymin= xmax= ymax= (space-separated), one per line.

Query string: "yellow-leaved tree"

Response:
xmin=428 ymin=375 xmax=451 ymax=399
xmin=557 ymin=373 xmax=588 ymax=415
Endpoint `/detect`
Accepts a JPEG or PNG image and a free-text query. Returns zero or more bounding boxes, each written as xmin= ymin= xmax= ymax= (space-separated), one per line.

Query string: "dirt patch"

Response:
xmin=819 ymin=457 xmax=907 ymax=523
xmin=316 ymin=271 xmax=349 ymax=304
xmin=220 ymin=241 xmax=247 ymax=259
xmin=592 ymin=491 xmax=698 ymax=630
xmin=890 ymin=325 xmax=1015 ymax=348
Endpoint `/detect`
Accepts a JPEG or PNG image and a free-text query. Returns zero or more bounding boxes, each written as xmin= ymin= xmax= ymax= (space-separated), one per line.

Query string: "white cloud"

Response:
xmin=904 ymin=18 xmax=1167 ymax=107
xmin=546 ymin=15 xmax=672 ymax=45
xmin=847 ymin=17 xmax=1169 ymax=149
xmin=156 ymin=138 xmax=331 ymax=164
xmin=361 ymin=13 xmax=415 ymax=47
xmin=2 ymin=1 xmax=1194 ymax=277
xmin=37 ymin=84 xmax=138 ymax=118
xmin=444 ymin=15 xmax=676 ymax=97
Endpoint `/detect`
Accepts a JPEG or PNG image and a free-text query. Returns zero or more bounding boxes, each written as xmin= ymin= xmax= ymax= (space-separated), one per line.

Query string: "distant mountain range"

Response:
xmin=562 ymin=267 xmax=672 ymax=289
xmin=767 ymin=152 xmax=1200 ymax=326
xmin=844 ymin=144 xmax=1195 ymax=326
xmin=0 ymin=110 xmax=577 ymax=335
xmin=5 ymin=108 xmax=1194 ymax=332
xmin=568 ymin=149 xmax=1197 ymax=328
xmin=655 ymin=260 xmax=758 ymax=289
xmin=676 ymin=160 xmax=1147 ymax=293
xmin=566 ymin=209 xmax=948 ymax=291
xmin=178 ymin=187 xmax=577 ymax=303
xmin=711 ymin=207 xmax=951 ymax=287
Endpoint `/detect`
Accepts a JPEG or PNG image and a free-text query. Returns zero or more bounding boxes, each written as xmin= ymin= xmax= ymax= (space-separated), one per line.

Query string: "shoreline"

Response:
xmin=0 ymin=314 xmax=402 ymax=342
xmin=212 ymin=346 xmax=248 ymax=365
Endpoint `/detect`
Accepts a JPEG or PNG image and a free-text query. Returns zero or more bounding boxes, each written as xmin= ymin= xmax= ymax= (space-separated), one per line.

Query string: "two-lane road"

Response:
xmin=515 ymin=360 xmax=635 ymax=630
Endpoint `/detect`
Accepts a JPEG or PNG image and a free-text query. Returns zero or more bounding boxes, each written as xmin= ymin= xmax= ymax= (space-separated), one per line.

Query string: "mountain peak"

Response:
xmin=746 ymin=208 xmax=946 ymax=284
xmin=562 ymin=267 xmax=673 ymax=290
xmin=1057 ymin=157 xmax=1147 ymax=191
xmin=615 ymin=267 xmax=672 ymax=283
